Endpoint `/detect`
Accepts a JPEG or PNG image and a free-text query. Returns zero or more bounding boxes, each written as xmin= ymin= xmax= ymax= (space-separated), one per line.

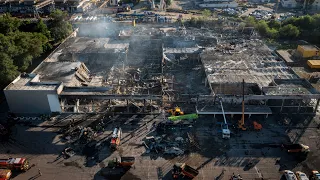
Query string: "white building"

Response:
xmin=281 ymin=0 xmax=297 ymax=8
xmin=312 ymin=0 xmax=320 ymax=10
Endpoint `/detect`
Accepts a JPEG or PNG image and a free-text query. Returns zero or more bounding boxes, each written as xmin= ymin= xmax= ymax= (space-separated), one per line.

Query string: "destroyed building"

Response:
xmin=4 ymin=23 xmax=320 ymax=116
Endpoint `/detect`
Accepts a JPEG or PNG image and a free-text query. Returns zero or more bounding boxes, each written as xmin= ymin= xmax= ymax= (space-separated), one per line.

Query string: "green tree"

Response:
xmin=266 ymin=28 xmax=279 ymax=39
xmin=297 ymin=15 xmax=314 ymax=29
xmin=245 ymin=16 xmax=256 ymax=27
xmin=189 ymin=17 xmax=198 ymax=27
xmin=279 ymin=24 xmax=300 ymax=38
xmin=35 ymin=19 xmax=51 ymax=39
xmin=0 ymin=34 xmax=19 ymax=57
xmin=165 ymin=0 xmax=172 ymax=6
xmin=49 ymin=10 xmax=73 ymax=42
xmin=268 ymin=20 xmax=281 ymax=29
xmin=0 ymin=14 xmax=21 ymax=35
xmin=11 ymin=32 xmax=49 ymax=71
xmin=0 ymin=53 xmax=19 ymax=85
xmin=255 ymin=20 xmax=269 ymax=36
xmin=202 ymin=9 xmax=212 ymax=18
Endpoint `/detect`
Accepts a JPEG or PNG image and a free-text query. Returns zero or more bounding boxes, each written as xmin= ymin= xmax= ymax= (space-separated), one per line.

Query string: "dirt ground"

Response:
xmin=1 ymin=112 xmax=319 ymax=180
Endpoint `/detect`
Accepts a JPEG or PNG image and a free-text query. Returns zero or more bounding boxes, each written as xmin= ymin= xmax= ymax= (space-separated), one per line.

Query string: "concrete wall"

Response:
xmin=4 ymin=90 xmax=58 ymax=114
xmin=211 ymin=83 xmax=252 ymax=95
xmin=281 ymin=0 xmax=297 ymax=8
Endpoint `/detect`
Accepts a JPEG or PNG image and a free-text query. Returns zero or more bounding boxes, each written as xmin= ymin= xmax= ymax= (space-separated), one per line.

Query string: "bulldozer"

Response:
xmin=167 ymin=107 xmax=184 ymax=116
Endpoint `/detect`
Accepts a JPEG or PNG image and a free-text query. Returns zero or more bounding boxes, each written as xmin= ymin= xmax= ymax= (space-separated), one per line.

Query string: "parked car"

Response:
xmin=312 ymin=170 xmax=320 ymax=180
xmin=296 ymin=171 xmax=309 ymax=180
xmin=284 ymin=170 xmax=298 ymax=180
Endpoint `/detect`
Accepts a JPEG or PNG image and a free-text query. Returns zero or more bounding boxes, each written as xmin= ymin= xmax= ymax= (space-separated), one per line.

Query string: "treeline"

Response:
xmin=244 ymin=14 xmax=320 ymax=43
xmin=0 ymin=10 xmax=72 ymax=86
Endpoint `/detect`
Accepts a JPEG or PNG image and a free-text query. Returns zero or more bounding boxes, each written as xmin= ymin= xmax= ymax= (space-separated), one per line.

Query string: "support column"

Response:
xmin=143 ymin=99 xmax=146 ymax=113
xmin=280 ymin=99 xmax=285 ymax=113
xmin=91 ymin=101 xmax=95 ymax=113
xmin=196 ymin=96 xmax=199 ymax=108
xmin=249 ymin=114 xmax=251 ymax=118
xmin=231 ymin=114 xmax=234 ymax=118
xmin=76 ymin=99 xmax=79 ymax=113
xmin=127 ymin=99 xmax=129 ymax=112
xmin=297 ymin=102 xmax=301 ymax=113
xmin=265 ymin=114 xmax=268 ymax=119
xmin=314 ymin=99 xmax=320 ymax=113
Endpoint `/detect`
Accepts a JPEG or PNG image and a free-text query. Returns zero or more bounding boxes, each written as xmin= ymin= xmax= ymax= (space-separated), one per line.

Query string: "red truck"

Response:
xmin=0 ymin=158 xmax=29 ymax=171
xmin=172 ymin=163 xmax=199 ymax=179
xmin=110 ymin=127 xmax=122 ymax=150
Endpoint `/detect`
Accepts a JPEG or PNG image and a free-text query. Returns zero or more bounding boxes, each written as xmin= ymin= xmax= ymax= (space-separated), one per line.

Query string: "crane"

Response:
xmin=238 ymin=79 xmax=247 ymax=130
xmin=219 ymin=97 xmax=230 ymax=139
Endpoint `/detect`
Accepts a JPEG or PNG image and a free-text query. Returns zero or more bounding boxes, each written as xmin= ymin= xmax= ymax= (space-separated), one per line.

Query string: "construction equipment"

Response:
xmin=100 ymin=156 xmax=135 ymax=179
xmin=107 ymin=156 xmax=135 ymax=168
xmin=172 ymin=163 xmax=199 ymax=179
xmin=253 ymin=121 xmax=262 ymax=131
xmin=238 ymin=79 xmax=247 ymax=131
xmin=0 ymin=169 xmax=11 ymax=180
xmin=0 ymin=158 xmax=29 ymax=171
xmin=110 ymin=127 xmax=122 ymax=150
xmin=167 ymin=107 xmax=184 ymax=116
xmin=219 ymin=98 xmax=231 ymax=139
xmin=167 ymin=113 xmax=198 ymax=121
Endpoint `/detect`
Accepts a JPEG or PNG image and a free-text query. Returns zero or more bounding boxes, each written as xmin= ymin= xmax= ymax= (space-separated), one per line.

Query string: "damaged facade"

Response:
xmin=4 ymin=23 xmax=320 ymax=116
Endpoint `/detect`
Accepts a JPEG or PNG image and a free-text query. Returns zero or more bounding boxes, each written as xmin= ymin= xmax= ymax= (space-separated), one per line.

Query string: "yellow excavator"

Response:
xmin=238 ymin=79 xmax=262 ymax=131
xmin=167 ymin=107 xmax=184 ymax=116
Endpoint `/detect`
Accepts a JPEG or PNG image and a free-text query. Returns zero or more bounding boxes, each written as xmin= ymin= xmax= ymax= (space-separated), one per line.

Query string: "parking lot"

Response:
xmin=0 ymin=112 xmax=319 ymax=180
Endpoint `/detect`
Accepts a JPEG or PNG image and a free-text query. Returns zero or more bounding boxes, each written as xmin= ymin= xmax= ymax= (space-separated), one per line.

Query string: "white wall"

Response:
xmin=47 ymin=94 xmax=62 ymax=113
xmin=4 ymin=90 xmax=54 ymax=114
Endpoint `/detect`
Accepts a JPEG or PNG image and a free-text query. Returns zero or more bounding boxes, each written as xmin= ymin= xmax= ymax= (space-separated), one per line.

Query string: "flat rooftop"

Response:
xmin=276 ymin=50 xmax=294 ymax=63
xmin=300 ymin=45 xmax=319 ymax=51
xmin=5 ymin=74 xmax=61 ymax=91
xmin=263 ymin=79 xmax=319 ymax=95
xmin=201 ymin=40 xmax=298 ymax=89
xmin=46 ymin=37 xmax=129 ymax=63
xmin=33 ymin=62 xmax=88 ymax=87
